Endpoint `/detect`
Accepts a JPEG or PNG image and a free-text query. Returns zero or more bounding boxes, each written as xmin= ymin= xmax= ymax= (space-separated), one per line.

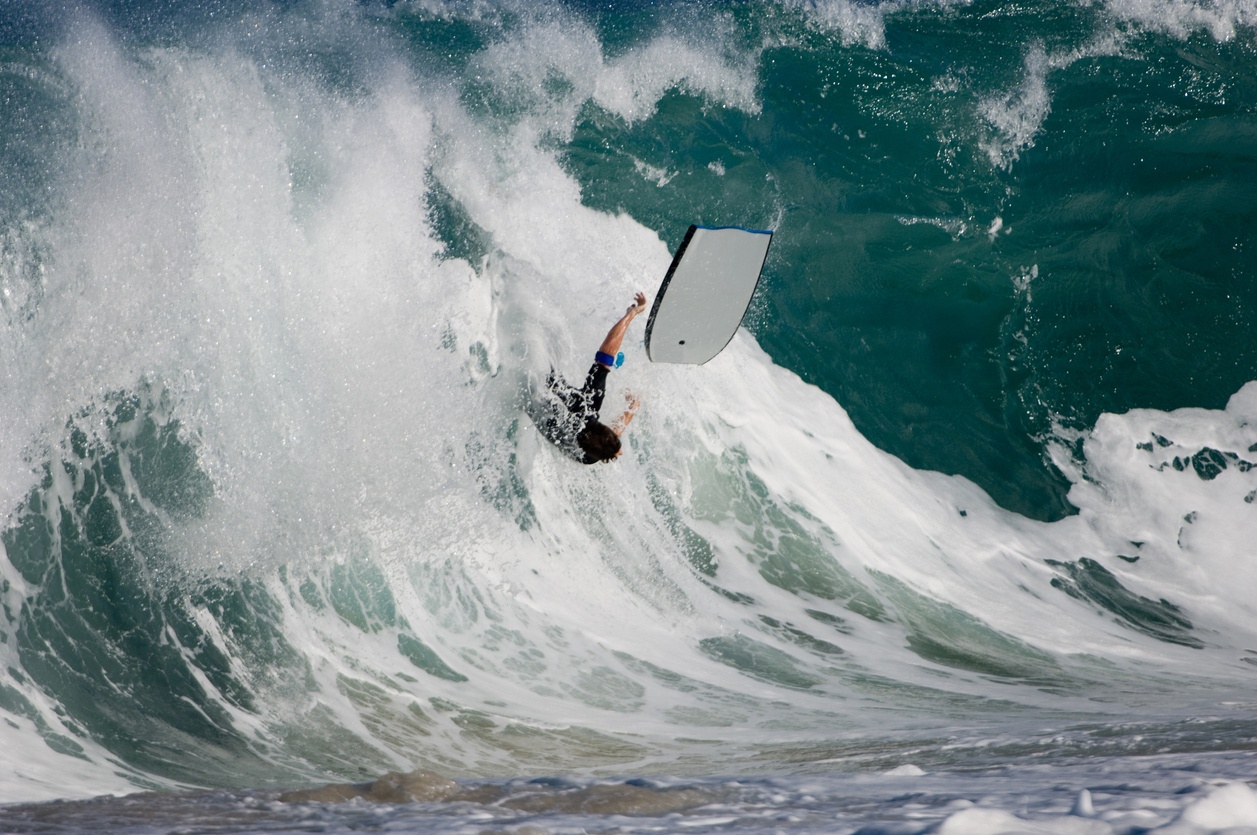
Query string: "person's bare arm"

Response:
xmin=597 ymin=292 xmax=648 ymax=364
xmin=612 ymin=391 xmax=640 ymax=437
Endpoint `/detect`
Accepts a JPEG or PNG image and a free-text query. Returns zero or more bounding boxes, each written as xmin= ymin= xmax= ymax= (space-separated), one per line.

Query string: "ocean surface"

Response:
xmin=1 ymin=0 xmax=1256 ymax=831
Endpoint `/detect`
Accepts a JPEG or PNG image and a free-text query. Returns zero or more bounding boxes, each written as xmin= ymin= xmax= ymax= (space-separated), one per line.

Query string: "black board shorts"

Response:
xmin=549 ymin=362 xmax=609 ymax=419
xmin=538 ymin=361 xmax=611 ymax=464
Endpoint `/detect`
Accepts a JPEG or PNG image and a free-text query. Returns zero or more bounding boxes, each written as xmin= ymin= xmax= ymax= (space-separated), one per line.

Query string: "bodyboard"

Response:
xmin=645 ymin=225 xmax=773 ymax=365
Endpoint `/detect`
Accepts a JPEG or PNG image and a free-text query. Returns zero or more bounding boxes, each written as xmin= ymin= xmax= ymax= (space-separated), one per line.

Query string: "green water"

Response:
xmin=557 ymin=1 xmax=1257 ymax=519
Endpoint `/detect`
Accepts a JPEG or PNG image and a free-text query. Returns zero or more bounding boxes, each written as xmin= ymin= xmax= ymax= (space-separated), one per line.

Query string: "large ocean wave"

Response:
xmin=1 ymin=0 xmax=1255 ymax=830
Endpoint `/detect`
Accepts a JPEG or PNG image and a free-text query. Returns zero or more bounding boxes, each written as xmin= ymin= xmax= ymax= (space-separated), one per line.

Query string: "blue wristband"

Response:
xmin=596 ymin=351 xmax=625 ymax=368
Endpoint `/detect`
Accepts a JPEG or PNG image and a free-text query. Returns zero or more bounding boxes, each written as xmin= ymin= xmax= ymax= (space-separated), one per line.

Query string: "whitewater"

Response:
xmin=1 ymin=0 xmax=1256 ymax=831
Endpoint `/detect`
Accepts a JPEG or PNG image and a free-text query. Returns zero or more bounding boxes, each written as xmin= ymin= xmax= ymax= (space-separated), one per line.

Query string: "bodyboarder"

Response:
xmin=535 ymin=292 xmax=647 ymax=464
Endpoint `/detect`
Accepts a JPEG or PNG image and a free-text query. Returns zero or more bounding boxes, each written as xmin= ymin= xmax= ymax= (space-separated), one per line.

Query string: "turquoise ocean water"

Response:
xmin=1 ymin=0 xmax=1256 ymax=831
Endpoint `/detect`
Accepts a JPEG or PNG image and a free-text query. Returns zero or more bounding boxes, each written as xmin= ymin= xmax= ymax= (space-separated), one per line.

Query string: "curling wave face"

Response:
xmin=0 ymin=0 xmax=1255 ymax=817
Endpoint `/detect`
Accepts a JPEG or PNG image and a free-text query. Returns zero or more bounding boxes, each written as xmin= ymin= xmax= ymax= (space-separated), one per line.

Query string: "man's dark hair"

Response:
xmin=577 ymin=421 xmax=621 ymax=463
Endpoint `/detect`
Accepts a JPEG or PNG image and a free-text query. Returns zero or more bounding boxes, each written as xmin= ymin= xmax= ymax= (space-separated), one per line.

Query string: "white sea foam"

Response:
xmin=1059 ymin=382 xmax=1257 ymax=630
xmin=2 ymin=0 xmax=1257 ymax=816
xmin=1103 ymin=0 xmax=1257 ymax=41
xmin=977 ymin=34 xmax=1127 ymax=169
xmin=979 ymin=43 xmax=1054 ymax=169
xmin=471 ymin=12 xmax=758 ymax=135
xmin=779 ymin=0 xmax=906 ymax=50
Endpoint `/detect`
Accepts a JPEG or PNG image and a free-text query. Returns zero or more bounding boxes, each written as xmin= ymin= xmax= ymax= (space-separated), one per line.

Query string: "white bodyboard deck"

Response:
xmin=645 ymin=225 xmax=773 ymax=365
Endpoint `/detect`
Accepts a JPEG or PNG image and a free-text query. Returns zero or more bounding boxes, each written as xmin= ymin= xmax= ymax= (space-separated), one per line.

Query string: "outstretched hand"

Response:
xmin=613 ymin=389 xmax=641 ymax=437
xmin=599 ymin=292 xmax=649 ymax=369
xmin=627 ymin=292 xmax=647 ymax=317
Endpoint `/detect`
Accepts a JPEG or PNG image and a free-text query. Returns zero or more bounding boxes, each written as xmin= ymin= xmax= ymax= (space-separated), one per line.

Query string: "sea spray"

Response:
xmin=0 ymin=3 xmax=1255 ymax=831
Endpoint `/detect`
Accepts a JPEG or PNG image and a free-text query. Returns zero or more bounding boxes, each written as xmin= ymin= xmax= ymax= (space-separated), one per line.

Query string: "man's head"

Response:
xmin=577 ymin=421 xmax=622 ymax=463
